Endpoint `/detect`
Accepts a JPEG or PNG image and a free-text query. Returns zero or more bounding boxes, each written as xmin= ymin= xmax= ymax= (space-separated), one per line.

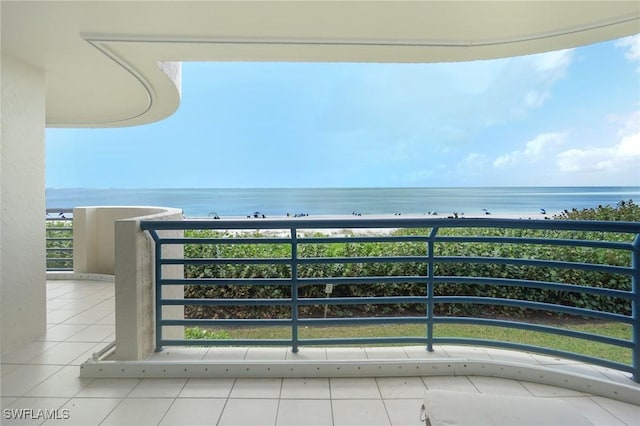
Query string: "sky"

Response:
xmin=46 ymin=35 xmax=640 ymax=189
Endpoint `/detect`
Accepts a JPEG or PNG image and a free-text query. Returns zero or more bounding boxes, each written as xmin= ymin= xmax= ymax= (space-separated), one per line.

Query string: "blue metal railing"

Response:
xmin=46 ymin=208 xmax=73 ymax=271
xmin=141 ymin=217 xmax=640 ymax=381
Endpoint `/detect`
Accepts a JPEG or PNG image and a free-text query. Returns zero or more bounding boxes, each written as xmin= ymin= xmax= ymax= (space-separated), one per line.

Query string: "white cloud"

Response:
xmin=616 ymin=35 xmax=640 ymax=72
xmin=531 ymin=49 xmax=574 ymax=78
xmin=607 ymin=109 xmax=640 ymax=137
xmin=552 ymin=108 xmax=640 ymax=184
xmin=493 ymin=132 xmax=568 ymax=169
xmin=517 ymin=49 xmax=573 ymax=109
xmin=493 ymin=153 xmax=517 ymax=168
xmin=524 ymin=90 xmax=550 ymax=108
xmin=616 ymin=35 xmax=640 ymax=61
xmin=556 ymin=132 xmax=640 ymax=174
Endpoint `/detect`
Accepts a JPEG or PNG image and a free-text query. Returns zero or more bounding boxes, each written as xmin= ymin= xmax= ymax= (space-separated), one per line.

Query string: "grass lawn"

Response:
xmin=186 ymin=321 xmax=632 ymax=365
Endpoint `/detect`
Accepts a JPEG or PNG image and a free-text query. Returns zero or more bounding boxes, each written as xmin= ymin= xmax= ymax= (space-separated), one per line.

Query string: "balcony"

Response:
xmin=1 ymin=277 xmax=639 ymax=425
xmin=8 ymin=207 xmax=638 ymax=424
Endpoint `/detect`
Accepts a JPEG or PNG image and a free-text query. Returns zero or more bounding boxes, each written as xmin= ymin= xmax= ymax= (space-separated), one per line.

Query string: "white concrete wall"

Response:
xmin=95 ymin=207 xmax=185 ymax=361
xmin=73 ymin=206 xmax=177 ymax=275
xmin=0 ymin=54 xmax=47 ymax=354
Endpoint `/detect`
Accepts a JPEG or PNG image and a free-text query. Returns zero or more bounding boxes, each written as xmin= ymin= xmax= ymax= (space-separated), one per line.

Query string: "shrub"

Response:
xmin=46 ymin=220 xmax=73 ymax=270
xmin=183 ymin=201 xmax=637 ymax=319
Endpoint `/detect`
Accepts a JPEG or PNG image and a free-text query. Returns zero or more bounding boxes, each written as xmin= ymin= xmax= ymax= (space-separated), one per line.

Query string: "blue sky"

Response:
xmin=46 ymin=35 xmax=640 ymax=188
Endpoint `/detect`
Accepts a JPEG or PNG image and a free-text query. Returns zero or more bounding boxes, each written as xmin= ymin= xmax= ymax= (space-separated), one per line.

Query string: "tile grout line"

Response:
xmin=4 ymin=365 xmax=65 ymax=398
xmin=328 ymin=377 xmax=335 ymax=426
xmin=97 ymin=397 xmax=126 ymax=426
xmin=375 ymin=377 xmax=394 ymax=426
xmin=216 ymin=377 xmax=237 ymax=426
xmin=273 ymin=377 xmax=284 ymax=426
xmin=466 ymin=375 xmax=481 ymax=394
xmin=155 ymin=377 xmax=191 ymax=425
xmin=589 ymin=395 xmax=633 ymax=426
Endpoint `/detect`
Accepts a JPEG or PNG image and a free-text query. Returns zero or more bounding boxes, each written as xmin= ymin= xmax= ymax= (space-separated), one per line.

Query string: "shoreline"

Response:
xmin=192 ymin=211 xmax=560 ymax=221
xmin=188 ymin=211 xmax=561 ymax=237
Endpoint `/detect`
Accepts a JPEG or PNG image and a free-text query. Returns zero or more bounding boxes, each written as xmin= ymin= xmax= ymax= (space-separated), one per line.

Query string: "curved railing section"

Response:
xmin=46 ymin=208 xmax=74 ymax=271
xmin=140 ymin=217 xmax=640 ymax=382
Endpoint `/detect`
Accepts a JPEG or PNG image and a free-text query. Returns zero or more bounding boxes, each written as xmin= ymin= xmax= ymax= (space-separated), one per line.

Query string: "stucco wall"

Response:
xmin=1 ymin=54 xmax=46 ymax=354
xmin=105 ymin=207 xmax=184 ymax=360
xmin=74 ymin=206 xmax=180 ymax=275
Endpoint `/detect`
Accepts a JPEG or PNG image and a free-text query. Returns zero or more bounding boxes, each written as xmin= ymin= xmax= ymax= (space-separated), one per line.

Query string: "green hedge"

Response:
xmin=184 ymin=200 xmax=638 ymax=319
xmin=46 ymin=220 xmax=73 ymax=270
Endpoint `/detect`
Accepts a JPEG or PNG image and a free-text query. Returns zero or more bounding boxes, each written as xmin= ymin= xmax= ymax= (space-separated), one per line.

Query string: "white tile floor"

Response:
xmin=0 ymin=279 xmax=638 ymax=425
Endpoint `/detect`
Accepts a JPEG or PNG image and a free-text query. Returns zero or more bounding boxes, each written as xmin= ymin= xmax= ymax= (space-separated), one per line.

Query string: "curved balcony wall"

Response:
xmin=73 ymin=206 xmax=184 ymax=360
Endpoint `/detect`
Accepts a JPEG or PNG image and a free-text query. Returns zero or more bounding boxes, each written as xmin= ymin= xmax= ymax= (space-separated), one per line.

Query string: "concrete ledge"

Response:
xmin=79 ymin=354 xmax=640 ymax=406
xmin=47 ymin=272 xmax=115 ymax=282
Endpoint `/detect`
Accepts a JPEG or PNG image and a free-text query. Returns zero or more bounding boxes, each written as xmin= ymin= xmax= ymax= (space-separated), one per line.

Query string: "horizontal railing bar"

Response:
xmin=158 ymin=235 xmax=431 ymax=245
xmin=298 ymin=276 xmax=430 ymax=285
xmin=434 ymin=317 xmax=634 ymax=346
xmin=162 ymin=339 xmax=292 ymax=346
xmin=165 ymin=317 xmax=432 ymax=327
xmin=163 ymin=257 xmax=290 ymax=265
xmin=162 ymin=319 xmax=292 ymax=327
xmin=435 ymin=256 xmax=632 ymax=274
xmin=169 ymin=275 xmax=630 ymax=298
xmin=168 ymin=275 xmax=634 ymax=288
xmin=296 ymin=296 xmax=427 ymax=306
xmin=171 ymin=235 xmax=629 ymax=247
xmin=434 ymin=276 xmax=633 ymax=299
xmin=435 ymin=236 xmax=633 ymax=250
xmin=295 ymin=337 xmax=429 ymax=345
xmin=46 ymin=248 xmax=73 ymax=252
xmin=163 ymin=256 xmax=429 ymax=265
xmin=434 ymin=297 xmax=633 ymax=323
xmin=298 ymin=256 xmax=428 ymax=265
xmin=47 ymin=258 xmax=73 ymax=262
xmin=298 ymin=235 xmax=431 ymax=244
xmin=165 ymin=298 xmax=292 ymax=306
xmin=162 ymin=276 xmax=431 ymax=286
xmin=162 ymin=278 xmax=291 ymax=286
xmin=298 ymin=317 xmax=430 ymax=326
xmin=141 ymin=217 xmax=640 ymax=233
xmin=160 ymin=235 xmax=636 ymax=249
xmin=160 ymin=237 xmax=292 ymax=245
xmin=167 ymin=296 xmax=426 ymax=306
xmin=46 ymin=238 xmax=73 ymax=242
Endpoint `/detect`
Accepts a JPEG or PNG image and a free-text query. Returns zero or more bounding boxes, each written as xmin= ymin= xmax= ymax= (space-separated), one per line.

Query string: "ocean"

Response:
xmin=45 ymin=187 xmax=640 ymax=218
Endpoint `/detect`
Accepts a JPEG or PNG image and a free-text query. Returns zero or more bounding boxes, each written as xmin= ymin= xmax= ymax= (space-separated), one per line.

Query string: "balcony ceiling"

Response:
xmin=2 ymin=1 xmax=639 ymax=128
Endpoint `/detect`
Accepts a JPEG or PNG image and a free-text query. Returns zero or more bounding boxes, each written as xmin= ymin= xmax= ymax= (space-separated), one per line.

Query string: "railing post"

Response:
xmin=632 ymin=233 xmax=640 ymax=382
xmin=291 ymin=227 xmax=299 ymax=353
xmin=426 ymin=227 xmax=438 ymax=352
xmin=148 ymin=230 xmax=163 ymax=352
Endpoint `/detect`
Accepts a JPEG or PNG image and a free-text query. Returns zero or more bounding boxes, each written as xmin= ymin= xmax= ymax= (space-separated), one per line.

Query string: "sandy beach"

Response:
xmin=205 ymin=210 xmax=560 ymax=221
xmin=196 ymin=210 xmax=561 ymax=237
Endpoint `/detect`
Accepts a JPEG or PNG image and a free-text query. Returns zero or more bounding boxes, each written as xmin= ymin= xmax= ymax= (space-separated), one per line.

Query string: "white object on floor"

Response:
xmin=420 ymin=389 xmax=593 ymax=426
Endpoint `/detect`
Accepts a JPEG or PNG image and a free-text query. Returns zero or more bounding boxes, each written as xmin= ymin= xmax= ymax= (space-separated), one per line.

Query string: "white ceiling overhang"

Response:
xmin=2 ymin=1 xmax=639 ymax=128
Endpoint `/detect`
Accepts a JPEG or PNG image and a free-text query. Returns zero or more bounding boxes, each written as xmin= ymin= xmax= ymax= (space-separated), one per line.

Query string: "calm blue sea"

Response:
xmin=45 ymin=187 xmax=640 ymax=218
